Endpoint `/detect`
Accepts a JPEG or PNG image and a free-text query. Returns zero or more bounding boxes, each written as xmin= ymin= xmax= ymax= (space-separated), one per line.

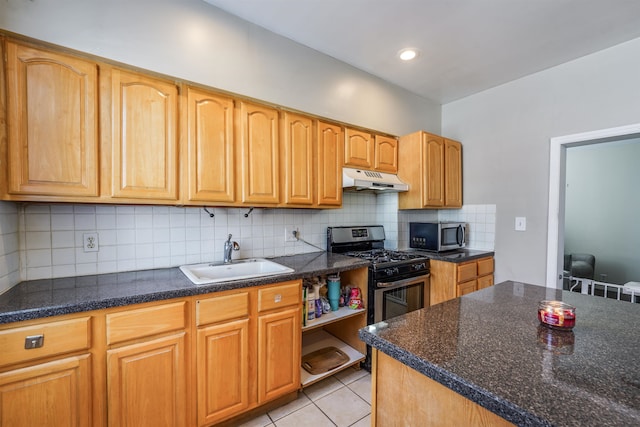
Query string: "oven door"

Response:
xmin=374 ymin=274 xmax=430 ymax=323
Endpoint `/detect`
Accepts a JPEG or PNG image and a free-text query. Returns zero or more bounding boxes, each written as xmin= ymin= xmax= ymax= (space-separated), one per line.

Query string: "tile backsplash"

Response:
xmin=0 ymin=195 xmax=495 ymax=288
xmin=0 ymin=202 xmax=20 ymax=294
xmin=398 ymin=204 xmax=497 ymax=250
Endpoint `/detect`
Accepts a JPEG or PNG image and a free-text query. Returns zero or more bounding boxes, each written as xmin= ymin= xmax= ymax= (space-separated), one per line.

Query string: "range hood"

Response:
xmin=342 ymin=167 xmax=409 ymax=193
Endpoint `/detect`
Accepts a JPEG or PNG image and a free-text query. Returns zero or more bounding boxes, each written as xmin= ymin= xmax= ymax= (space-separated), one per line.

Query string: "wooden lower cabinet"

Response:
xmin=107 ymin=333 xmax=187 ymax=427
xmin=0 ymin=354 xmax=92 ymax=427
xmin=195 ymin=290 xmax=252 ymax=426
xmin=457 ymin=280 xmax=477 ymax=297
xmin=195 ymin=281 xmax=301 ymax=426
xmin=430 ymin=256 xmax=495 ymax=304
xmin=0 ymin=282 xmax=304 ymax=427
xmin=373 ymin=350 xmax=514 ymax=426
xmin=105 ymin=300 xmax=189 ymax=427
xmin=197 ymin=317 xmax=251 ymax=426
xmin=257 ymin=307 xmax=300 ymax=403
xmin=0 ymin=314 xmax=95 ymax=427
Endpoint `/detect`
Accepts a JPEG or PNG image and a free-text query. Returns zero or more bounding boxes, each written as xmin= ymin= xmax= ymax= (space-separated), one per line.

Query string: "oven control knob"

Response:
xmin=413 ymin=263 xmax=426 ymax=271
xmin=385 ymin=267 xmax=399 ymax=276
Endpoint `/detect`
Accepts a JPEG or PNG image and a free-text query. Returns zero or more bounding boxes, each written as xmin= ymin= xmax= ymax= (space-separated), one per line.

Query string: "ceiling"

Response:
xmin=202 ymin=0 xmax=640 ymax=104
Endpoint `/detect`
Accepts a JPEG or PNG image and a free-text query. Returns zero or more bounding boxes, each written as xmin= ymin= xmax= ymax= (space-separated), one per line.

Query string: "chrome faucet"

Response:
xmin=223 ymin=234 xmax=239 ymax=263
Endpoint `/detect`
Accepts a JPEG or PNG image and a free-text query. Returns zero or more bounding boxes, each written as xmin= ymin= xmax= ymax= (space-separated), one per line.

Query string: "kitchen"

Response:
xmin=1 ymin=1 xmax=640 ymax=426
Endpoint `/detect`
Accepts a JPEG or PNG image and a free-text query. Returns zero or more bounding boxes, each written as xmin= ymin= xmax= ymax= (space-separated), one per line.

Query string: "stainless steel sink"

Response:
xmin=179 ymin=258 xmax=294 ymax=285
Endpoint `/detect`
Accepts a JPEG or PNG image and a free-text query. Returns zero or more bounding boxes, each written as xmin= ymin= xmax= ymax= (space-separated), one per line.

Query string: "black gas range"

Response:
xmin=327 ymin=226 xmax=431 ymax=370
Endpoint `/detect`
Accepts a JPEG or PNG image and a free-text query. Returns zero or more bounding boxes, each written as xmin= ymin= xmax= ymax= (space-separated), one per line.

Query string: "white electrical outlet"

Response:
xmin=83 ymin=232 xmax=99 ymax=252
xmin=515 ymin=217 xmax=527 ymax=231
xmin=284 ymin=227 xmax=299 ymax=242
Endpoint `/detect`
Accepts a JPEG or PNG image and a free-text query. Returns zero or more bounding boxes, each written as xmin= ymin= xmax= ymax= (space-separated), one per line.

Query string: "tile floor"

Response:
xmin=240 ymin=367 xmax=371 ymax=427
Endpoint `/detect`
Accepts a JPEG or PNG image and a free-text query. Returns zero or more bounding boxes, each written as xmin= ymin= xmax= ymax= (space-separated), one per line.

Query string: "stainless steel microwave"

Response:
xmin=409 ymin=222 xmax=466 ymax=252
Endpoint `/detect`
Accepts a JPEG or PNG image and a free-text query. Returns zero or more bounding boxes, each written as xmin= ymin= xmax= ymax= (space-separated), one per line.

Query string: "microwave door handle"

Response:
xmin=457 ymin=225 xmax=465 ymax=246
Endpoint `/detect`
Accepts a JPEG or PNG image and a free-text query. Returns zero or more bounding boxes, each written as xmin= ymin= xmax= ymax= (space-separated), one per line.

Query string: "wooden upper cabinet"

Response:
xmin=5 ymin=41 xmax=99 ymax=197
xmin=444 ymin=138 xmax=463 ymax=208
xmin=237 ymin=102 xmax=280 ymax=205
xmin=281 ymin=112 xmax=314 ymax=206
xmin=344 ymin=127 xmax=374 ymax=169
xmin=317 ymin=121 xmax=343 ymax=207
xmin=374 ymin=135 xmax=398 ymax=173
xmin=185 ymin=87 xmax=235 ymax=203
xmin=398 ymin=131 xmax=462 ymax=209
xmin=423 ymin=133 xmax=445 ymax=207
xmin=108 ymin=69 xmax=179 ymax=201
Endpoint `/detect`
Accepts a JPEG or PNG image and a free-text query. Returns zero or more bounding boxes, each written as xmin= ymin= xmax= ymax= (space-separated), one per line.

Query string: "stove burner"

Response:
xmin=344 ymin=249 xmax=425 ymax=264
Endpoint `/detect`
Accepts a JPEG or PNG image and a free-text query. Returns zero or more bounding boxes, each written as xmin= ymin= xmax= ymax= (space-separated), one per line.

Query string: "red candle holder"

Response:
xmin=538 ymin=300 xmax=576 ymax=330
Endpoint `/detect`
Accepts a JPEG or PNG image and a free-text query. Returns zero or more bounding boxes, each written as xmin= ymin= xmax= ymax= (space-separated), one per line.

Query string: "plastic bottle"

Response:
xmin=312 ymin=282 xmax=323 ymax=318
xmin=307 ymin=287 xmax=316 ymax=321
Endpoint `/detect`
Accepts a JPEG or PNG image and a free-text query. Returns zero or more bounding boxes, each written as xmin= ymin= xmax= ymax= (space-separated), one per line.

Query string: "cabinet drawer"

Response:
xmin=0 ymin=317 xmax=91 ymax=368
xmin=457 ymin=280 xmax=477 ymax=297
xmin=477 ymin=274 xmax=494 ymax=290
xmin=477 ymin=257 xmax=494 ymax=276
xmin=106 ymin=301 xmax=186 ymax=345
xmin=258 ymin=281 xmax=301 ymax=312
xmin=457 ymin=262 xmax=477 ymax=283
xmin=196 ymin=291 xmax=250 ymax=326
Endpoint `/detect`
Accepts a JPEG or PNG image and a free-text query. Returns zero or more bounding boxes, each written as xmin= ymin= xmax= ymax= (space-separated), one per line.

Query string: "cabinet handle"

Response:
xmin=24 ymin=334 xmax=44 ymax=349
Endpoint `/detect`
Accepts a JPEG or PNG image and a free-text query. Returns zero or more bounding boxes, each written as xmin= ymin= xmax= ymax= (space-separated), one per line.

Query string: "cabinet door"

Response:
xmin=109 ymin=69 xmax=178 ymax=201
xmin=107 ymin=333 xmax=187 ymax=427
xmin=444 ymin=139 xmax=462 ymax=207
xmin=5 ymin=42 xmax=98 ymax=197
xmin=238 ymin=102 xmax=280 ymax=204
xmin=477 ymin=257 xmax=494 ymax=276
xmin=317 ymin=121 xmax=343 ymax=207
xmin=0 ymin=354 xmax=92 ymax=427
xmin=397 ymin=131 xmax=423 ymax=209
xmin=282 ymin=112 xmax=314 ymax=206
xmin=186 ymin=87 xmax=235 ymax=203
xmin=257 ymin=307 xmax=300 ymax=403
xmin=457 ymin=280 xmax=477 ymax=297
xmin=429 ymin=260 xmax=457 ymax=305
xmin=456 ymin=261 xmax=477 ymax=284
xmin=477 ymin=275 xmax=494 ymax=290
xmin=422 ymin=134 xmax=445 ymax=207
xmin=344 ymin=128 xmax=374 ymax=169
xmin=197 ymin=319 xmax=250 ymax=426
xmin=374 ymin=135 xmax=398 ymax=173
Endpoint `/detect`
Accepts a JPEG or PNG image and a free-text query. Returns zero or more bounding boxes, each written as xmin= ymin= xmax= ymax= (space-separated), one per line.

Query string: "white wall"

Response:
xmin=0 ymin=0 xmax=440 ymax=136
xmin=564 ymin=139 xmax=640 ymax=284
xmin=442 ymin=37 xmax=640 ymax=285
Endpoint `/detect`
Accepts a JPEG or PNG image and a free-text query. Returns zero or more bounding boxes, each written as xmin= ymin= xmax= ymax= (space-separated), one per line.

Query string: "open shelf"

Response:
xmin=300 ymin=329 xmax=365 ymax=388
xmin=303 ymin=306 xmax=365 ymax=332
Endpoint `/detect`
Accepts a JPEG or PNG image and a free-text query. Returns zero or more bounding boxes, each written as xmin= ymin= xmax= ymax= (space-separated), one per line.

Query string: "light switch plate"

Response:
xmin=515 ymin=217 xmax=527 ymax=231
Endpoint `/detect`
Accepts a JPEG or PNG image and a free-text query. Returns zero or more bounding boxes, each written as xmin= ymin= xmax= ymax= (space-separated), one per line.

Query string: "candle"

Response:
xmin=538 ymin=300 xmax=576 ymax=330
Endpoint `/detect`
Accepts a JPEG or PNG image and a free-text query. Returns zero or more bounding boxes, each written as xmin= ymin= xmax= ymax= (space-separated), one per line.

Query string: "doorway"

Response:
xmin=546 ymin=123 xmax=640 ymax=288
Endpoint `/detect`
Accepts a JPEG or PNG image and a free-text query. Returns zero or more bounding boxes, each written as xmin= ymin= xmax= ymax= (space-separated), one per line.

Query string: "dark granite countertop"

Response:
xmin=0 ymin=252 xmax=369 ymax=325
xmin=359 ymin=281 xmax=640 ymax=427
xmin=404 ymin=248 xmax=494 ymax=263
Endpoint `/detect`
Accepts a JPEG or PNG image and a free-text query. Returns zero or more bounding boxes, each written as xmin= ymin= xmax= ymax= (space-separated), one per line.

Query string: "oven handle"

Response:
xmin=377 ymin=273 xmax=430 ymax=289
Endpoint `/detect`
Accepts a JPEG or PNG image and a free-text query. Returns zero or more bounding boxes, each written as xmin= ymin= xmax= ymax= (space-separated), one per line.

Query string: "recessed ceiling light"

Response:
xmin=398 ymin=48 xmax=419 ymax=61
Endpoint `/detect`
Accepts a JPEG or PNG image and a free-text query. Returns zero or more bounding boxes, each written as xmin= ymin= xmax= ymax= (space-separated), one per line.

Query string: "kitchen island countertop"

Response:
xmin=359 ymin=281 xmax=640 ymax=426
xmin=0 ymin=251 xmax=369 ymax=324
